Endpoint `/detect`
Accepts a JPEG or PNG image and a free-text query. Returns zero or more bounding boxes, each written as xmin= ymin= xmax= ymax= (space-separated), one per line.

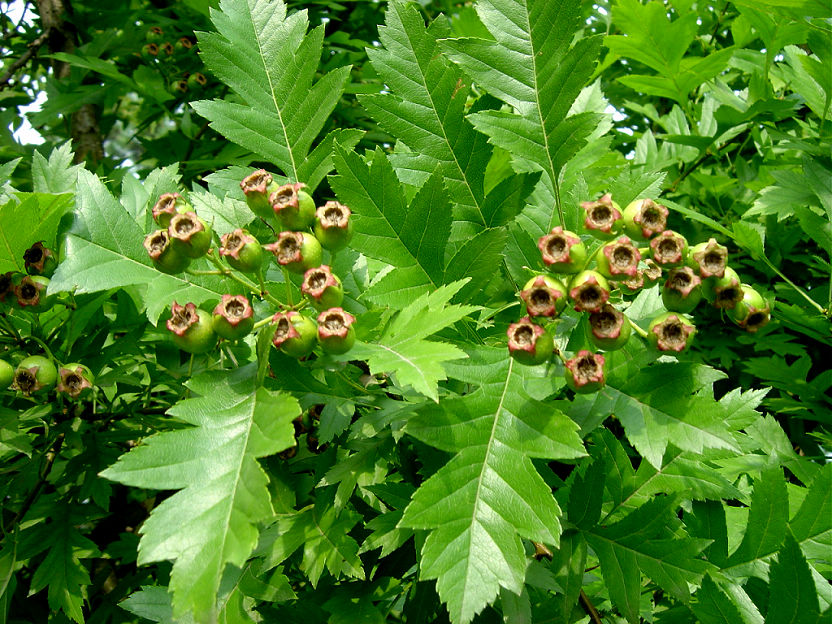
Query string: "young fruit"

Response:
xmin=23 ymin=242 xmax=58 ymax=277
xmin=727 ymin=285 xmax=771 ymax=332
xmin=166 ymin=302 xmax=217 ymax=354
xmin=648 ymin=312 xmax=696 ymax=352
xmin=314 ymin=201 xmax=353 ymax=251
xmin=621 ymin=198 xmax=669 ymax=241
xmin=144 ymin=230 xmax=191 ymax=274
xmin=537 ymin=227 xmax=586 ymax=273
xmin=272 ymin=311 xmax=317 ymax=357
xmin=595 ymin=236 xmax=641 ymax=281
xmin=0 ymin=359 xmax=13 ymax=389
xmin=581 ymin=194 xmax=622 ymax=239
xmin=219 ymin=229 xmax=263 ymax=273
xmin=15 ymin=275 xmax=53 ymax=311
xmin=168 ymin=211 xmax=213 ymax=258
xmin=317 ymin=308 xmax=357 ymax=355
xmin=56 ymin=363 xmax=94 ymax=398
xmin=145 ymin=26 xmax=164 ymax=43
xmin=240 ymin=169 xmax=279 ymax=220
xmin=587 ymin=304 xmax=631 ymax=351
xmin=301 ymin=265 xmax=344 ymax=310
xmin=212 ymin=295 xmax=255 ymax=340
xmin=506 ymin=316 xmax=554 ymax=366
xmin=140 ymin=42 xmax=160 ymax=62
xmin=688 ymin=238 xmax=728 ymax=279
xmin=661 ymin=266 xmax=702 ymax=314
xmin=650 ymin=230 xmax=688 ymax=268
xmin=170 ymin=80 xmax=189 ymax=97
xmin=14 ymin=355 xmax=58 ymax=395
xmin=175 ymin=37 xmax=194 ymax=53
xmin=159 ymin=42 xmax=175 ymax=59
xmin=702 ymin=266 xmax=743 ymax=309
xmin=270 ymin=183 xmax=316 ymax=230
xmin=564 ymin=350 xmax=606 ymax=393
xmin=152 ymin=192 xmax=191 ymax=228
xmin=519 ymin=275 xmax=568 ymax=318
xmin=568 ymin=270 xmax=611 ymax=313
xmin=187 ymin=72 xmax=207 ymax=91
xmin=265 ymin=231 xmax=322 ymax=274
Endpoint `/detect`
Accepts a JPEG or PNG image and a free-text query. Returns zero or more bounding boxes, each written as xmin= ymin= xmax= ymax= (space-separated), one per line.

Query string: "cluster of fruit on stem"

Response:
xmin=508 ymin=194 xmax=772 ymax=393
xmin=145 ymin=170 xmax=357 ymax=359
xmin=140 ymin=26 xmax=208 ymax=98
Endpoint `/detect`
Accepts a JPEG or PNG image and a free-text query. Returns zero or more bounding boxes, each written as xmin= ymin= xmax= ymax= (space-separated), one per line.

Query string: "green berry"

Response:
xmin=15 ymin=275 xmax=53 ymax=311
xmin=272 ymin=311 xmax=317 ymax=358
xmin=702 ymin=266 xmax=743 ymax=309
xmin=270 ymin=183 xmax=316 ymax=230
xmin=219 ymin=229 xmax=263 ymax=273
xmin=314 ymin=201 xmax=353 ymax=251
xmin=587 ymin=304 xmax=632 ymax=351
xmin=595 ymin=236 xmax=641 ymax=281
xmin=568 ymin=270 xmax=611 ymax=313
xmin=727 ymin=285 xmax=772 ymax=332
xmin=661 ymin=266 xmax=702 ymax=314
xmin=168 ymin=211 xmax=213 ymax=258
xmin=186 ymin=72 xmax=207 ymax=91
xmin=140 ymin=42 xmax=160 ymax=62
xmin=317 ymin=308 xmax=356 ymax=355
xmin=145 ymin=26 xmax=165 ymax=43
xmin=301 ymin=265 xmax=344 ymax=310
xmin=649 ymin=230 xmax=688 ymax=268
xmin=212 ymin=295 xmax=255 ymax=340
xmin=0 ymin=359 xmax=13 ymax=389
xmin=519 ymin=274 xmax=568 ymax=318
xmin=648 ymin=312 xmax=696 ymax=352
xmin=241 ymin=169 xmax=280 ymax=220
xmin=144 ymin=230 xmax=191 ymax=274
xmin=621 ymin=198 xmax=668 ymax=241
xmin=564 ymin=350 xmax=606 ymax=393
xmin=175 ymin=37 xmax=194 ymax=53
xmin=581 ymin=194 xmax=622 ymax=240
xmin=166 ymin=302 xmax=217 ymax=354
xmin=688 ymin=238 xmax=728 ymax=279
xmin=56 ymin=363 xmax=94 ymax=398
xmin=537 ymin=227 xmax=586 ymax=273
xmin=23 ymin=241 xmax=58 ymax=277
xmin=14 ymin=355 xmax=58 ymax=395
xmin=265 ymin=231 xmax=322 ymax=274
xmin=507 ymin=316 xmax=553 ymax=366
xmin=152 ymin=193 xmax=192 ymax=228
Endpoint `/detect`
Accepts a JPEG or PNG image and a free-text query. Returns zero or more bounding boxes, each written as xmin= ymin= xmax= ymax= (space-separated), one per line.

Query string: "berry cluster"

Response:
xmin=144 ymin=170 xmax=357 ymax=359
xmin=140 ymin=26 xmax=208 ymax=99
xmin=508 ymin=194 xmax=772 ymax=393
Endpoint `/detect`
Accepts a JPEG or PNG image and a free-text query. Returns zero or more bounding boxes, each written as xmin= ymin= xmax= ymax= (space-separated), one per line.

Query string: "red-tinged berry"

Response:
xmin=564 ymin=350 xmax=606 ymax=393
xmin=140 ymin=42 xmax=160 ymax=62
xmin=621 ymin=198 xmax=668 ymax=241
xmin=688 ymin=238 xmax=728 ymax=279
xmin=569 ymin=270 xmax=611 ymax=313
xmin=212 ymin=295 xmax=255 ymax=340
xmin=581 ymin=194 xmax=622 ymax=239
xmin=648 ymin=312 xmax=696 ymax=352
xmin=175 ymin=37 xmax=194 ymax=53
xmin=702 ymin=266 xmax=743 ymax=309
xmin=0 ymin=271 xmax=16 ymax=304
xmin=219 ymin=229 xmax=263 ymax=273
xmin=506 ymin=316 xmax=553 ymax=366
xmin=187 ymin=72 xmax=207 ymax=91
xmin=170 ymin=80 xmax=188 ymax=96
xmin=727 ymin=285 xmax=771 ymax=332
xmin=302 ymin=265 xmax=344 ymax=310
xmin=519 ymin=275 xmax=568 ymax=318
xmin=650 ymin=230 xmax=688 ymax=268
xmin=56 ymin=363 xmax=94 ymax=398
xmin=317 ymin=307 xmax=356 ymax=355
xmin=166 ymin=302 xmax=217 ymax=354
xmin=0 ymin=360 xmax=13 ymax=389
xmin=23 ymin=241 xmax=58 ymax=277
xmin=270 ymin=183 xmax=316 ymax=230
xmin=144 ymin=229 xmax=191 ymax=274
xmin=538 ymin=227 xmax=586 ymax=273
xmin=272 ymin=311 xmax=317 ymax=357
xmin=587 ymin=304 xmax=632 ymax=351
xmin=145 ymin=26 xmax=164 ymax=43
xmin=643 ymin=258 xmax=663 ymax=287
xmin=13 ymin=355 xmax=57 ymax=395
xmin=662 ymin=266 xmax=702 ymax=314
xmin=16 ymin=275 xmax=53 ymax=311
xmin=168 ymin=211 xmax=213 ymax=258
xmin=152 ymin=192 xmax=191 ymax=228
xmin=595 ymin=236 xmax=641 ymax=280
xmin=241 ymin=169 xmax=279 ymax=220
xmin=159 ymin=42 xmax=174 ymax=58
xmin=265 ymin=231 xmax=322 ymax=274
xmin=314 ymin=201 xmax=353 ymax=251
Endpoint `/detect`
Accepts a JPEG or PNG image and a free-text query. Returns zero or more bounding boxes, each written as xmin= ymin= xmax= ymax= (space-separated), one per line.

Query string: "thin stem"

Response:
xmin=24 ymin=335 xmax=57 ymax=363
xmin=579 ymin=589 xmax=603 ymax=624
xmin=281 ymin=268 xmax=294 ymax=306
xmin=252 ymin=316 xmax=274 ymax=331
xmin=628 ymin=317 xmax=649 ymax=339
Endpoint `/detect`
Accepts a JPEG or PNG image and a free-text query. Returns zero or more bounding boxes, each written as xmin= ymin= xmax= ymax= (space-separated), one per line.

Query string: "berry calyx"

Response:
xmin=0 ymin=360 xmax=13 ymax=389
xmin=270 ymin=183 xmax=316 ymax=230
xmin=265 ymin=231 xmax=323 ymax=274
xmin=175 ymin=37 xmax=194 ymax=53
xmin=152 ymin=193 xmax=191 ymax=228
xmin=23 ymin=242 xmax=58 ymax=277
xmin=568 ymin=270 xmax=611 ymax=312
xmin=519 ymin=275 xmax=567 ymax=317
xmin=170 ymin=80 xmax=188 ymax=96
xmin=272 ymin=311 xmax=317 ymax=357
xmin=187 ymin=72 xmax=207 ymax=91
xmin=159 ymin=42 xmax=174 ymax=58
xmin=15 ymin=275 xmax=52 ymax=310
xmin=168 ymin=211 xmax=213 ymax=258
xmin=702 ymin=266 xmax=743 ymax=309
xmin=212 ymin=295 xmax=255 ymax=340
xmin=301 ymin=265 xmax=344 ymax=310
xmin=621 ymin=198 xmax=668 ymax=240
xmin=13 ymin=355 xmax=57 ymax=395
xmin=140 ymin=42 xmax=159 ymax=62
xmin=564 ymin=350 xmax=606 ymax=393
xmin=727 ymin=285 xmax=771 ymax=332
xmin=317 ymin=308 xmax=356 ymax=355
xmin=144 ymin=229 xmax=191 ymax=274
xmin=56 ymin=363 xmax=94 ymax=398
xmin=581 ymin=194 xmax=622 ymax=239
xmin=648 ymin=312 xmax=696 ymax=352
xmin=314 ymin=201 xmax=353 ymax=251
xmin=661 ymin=266 xmax=702 ymax=314
xmin=219 ymin=229 xmax=263 ymax=273
xmin=538 ymin=227 xmax=586 ymax=273
xmin=587 ymin=304 xmax=632 ymax=351
xmin=240 ymin=169 xmax=278 ymax=220
xmin=649 ymin=230 xmax=688 ymax=268
xmin=688 ymin=238 xmax=728 ymax=279
xmin=506 ymin=316 xmax=554 ymax=366
xmin=166 ymin=302 xmax=217 ymax=354
xmin=595 ymin=236 xmax=641 ymax=280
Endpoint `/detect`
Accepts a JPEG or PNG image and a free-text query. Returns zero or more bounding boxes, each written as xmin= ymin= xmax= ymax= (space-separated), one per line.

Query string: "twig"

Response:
xmin=0 ymin=30 xmax=50 ymax=91
xmin=579 ymin=589 xmax=603 ymax=624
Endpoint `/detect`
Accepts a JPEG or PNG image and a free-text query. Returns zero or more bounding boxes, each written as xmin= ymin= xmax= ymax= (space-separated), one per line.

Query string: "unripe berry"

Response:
xmin=581 ymin=194 xmax=622 ymax=239
xmin=241 ymin=169 xmax=279 ymax=220
xmin=175 ymin=37 xmax=194 ymax=53
xmin=317 ymin=308 xmax=356 ymax=355
xmin=219 ymin=229 xmax=263 ymax=273
xmin=568 ymin=270 xmax=611 ymax=313
xmin=56 ymin=363 xmax=94 ymax=398
xmin=595 ymin=236 xmax=641 ymax=280
xmin=159 ymin=42 xmax=174 ymax=59
xmin=587 ymin=304 xmax=631 ymax=351
xmin=301 ymin=265 xmax=344 ymax=310
xmin=564 ymin=350 xmax=606 ymax=393
xmin=212 ymin=295 xmax=255 ymax=340
xmin=649 ymin=230 xmax=688 ymax=268
xmin=140 ymin=42 xmax=160 ymax=62
xmin=519 ymin=275 xmax=568 ymax=318
xmin=688 ymin=238 xmax=728 ymax=279
xmin=15 ymin=275 xmax=53 ymax=311
xmin=314 ymin=201 xmax=353 ymax=251
xmin=265 ymin=231 xmax=322 ymax=274
xmin=648 ymin=312 xmax=696 ymax=352
xmin=23 ymin=241 xmax=58 ymax=277
xmin=506 ymin=316 xmax=553 ymax=366
xmin=272 ymin=311 xmax=317 ymax=357
xmin=152 ymin=192 xmax=191 ymax=228
xmin=168 ymin=211 xmax=213 ymax=258
xmin=14 ymin=355 xmax=57 ymax=395
xmin=187 ymin=72 xmax=207 ymax=91
xmin=702 ymin=266 xmax=743 ymax=309
xmin=537 ymin=227 xmax=586 ymax=273
xmin=0 ymin=360 xmax=13 ymax=389
xmin=661 ymin=266 xmax=702 ymax=314
xmin=166 ymin=302 xmax=217 ymax=354
xmin=144 ymin=229 xmax=191 ymax=274
xmin=145 ymin=26 xmax=164 ymax=43
xmin=270 ymin=183 xmax=316 ymax=230
xmin=621 ymin=198 xmax=668 ymax=241
xmin=727 ymin=285 xmax=771 ymax=332
xmin=170 ymin=80 xmax=188 ymax=97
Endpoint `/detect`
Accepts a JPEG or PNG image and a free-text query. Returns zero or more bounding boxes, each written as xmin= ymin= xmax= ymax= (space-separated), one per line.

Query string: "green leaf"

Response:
xmin=0 ymin=193 xmax=73 ymax=273
xmin=690 ymin=574 xmax=746 ymax=624
xmin=789 ymin=463 xmax=832 ymax=563
xmin=31 ymin=143 xmax=82 ymax=194
xmin=401 ymin=347 xmax=585 ymax=624
xmin=766 ymin=532 xmax=821 ymax=624
xmin=551 ymin=532 xmax=588 ymax=622
xmin=193 ymin=0 xmax=351 ymax=178
xmin=101 ymin=365 xmax=300 ymax=621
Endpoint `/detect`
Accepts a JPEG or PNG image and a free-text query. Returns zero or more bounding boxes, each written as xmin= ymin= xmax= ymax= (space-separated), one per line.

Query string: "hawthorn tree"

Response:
xmin=0 ymin=0 xmax=830 ymax=623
